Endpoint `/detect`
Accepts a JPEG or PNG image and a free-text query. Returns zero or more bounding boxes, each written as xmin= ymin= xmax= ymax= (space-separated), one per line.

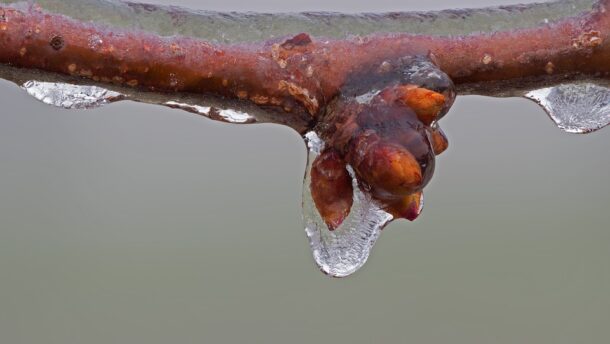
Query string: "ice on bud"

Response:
xmin=310 ymin=149 xmax=354 ymax=230
xmin=303 ymin=132 xmax=393 ymax=278
xmin=400 ymin=57 xmax=456 ymax=121
xmin=429 ymin=126 xmax=449 ymax=155
xmin=395 ymin=85 xmax=446 ymax=125
xmin=386 ymin=192 xmax=424 ymax=221
xmin=348 ymin=131 xmax=423 ymax=199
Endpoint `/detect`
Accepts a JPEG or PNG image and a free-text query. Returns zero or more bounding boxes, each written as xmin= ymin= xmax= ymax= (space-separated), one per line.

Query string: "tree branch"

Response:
xmin=0 ymin=0 xmax=608 ymax=120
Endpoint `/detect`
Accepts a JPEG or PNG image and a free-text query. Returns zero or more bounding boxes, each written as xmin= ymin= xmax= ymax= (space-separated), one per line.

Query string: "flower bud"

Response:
xmin=349 ymin=132 xmax=423 ymax=199
xmin=310 ymin=149 xmax=354 ymax=230
xmin=395 ymin=85 xmax=446 ymax=125
xmin=386 ymin=192 xmax=424 ymax=221
xmin=429 ymin=126 xmax=449 ymax=155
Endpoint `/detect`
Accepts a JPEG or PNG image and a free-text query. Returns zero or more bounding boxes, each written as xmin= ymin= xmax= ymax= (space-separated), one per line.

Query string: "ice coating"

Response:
xmin=0 ymin=61 xmax=307 ymax=130
xmin=0 ymin=0 xmax=597 ymax=43
xmin=524 ymin=83 xmax=610 ymax=133
xmin=21 ymin=80 xmax=258 ymax=124
xmin=303 ymin=132 xmax=393 ymax=277
xmin=163 ymin=101 xmax=256 ymax=124
xmin=21 ymin=80 xmax=123 ymax=109
xmin=2 ymin=0 xmax=609 ymax=117
xmin=302 ymin=56 xmax=453 ymax=277
xmin=20 ymin=79 xmax=257 ymax=126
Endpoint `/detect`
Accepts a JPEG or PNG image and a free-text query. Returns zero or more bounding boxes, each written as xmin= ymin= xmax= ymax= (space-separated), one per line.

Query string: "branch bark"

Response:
xmin=0 ymin=0 xmax=608 ymax=121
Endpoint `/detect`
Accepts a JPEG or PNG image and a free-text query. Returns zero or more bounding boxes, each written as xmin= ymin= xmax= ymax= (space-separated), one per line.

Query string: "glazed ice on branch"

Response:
xmin=0 ymin=0 xmax=609 ymax=276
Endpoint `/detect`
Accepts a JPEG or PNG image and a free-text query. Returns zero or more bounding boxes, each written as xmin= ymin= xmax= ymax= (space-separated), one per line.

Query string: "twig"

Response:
xmin=0 ymin=0 xmax=608 ymax=119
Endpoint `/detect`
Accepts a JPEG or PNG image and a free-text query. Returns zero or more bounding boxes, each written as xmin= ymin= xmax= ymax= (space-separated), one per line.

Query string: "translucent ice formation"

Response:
xmin=525 ymin=83 xmax=610 ymax=134
xmin=22 ymin=80 xmax=123 ymax=109
xmin=303 ymin=132 xmax=393 ymax=277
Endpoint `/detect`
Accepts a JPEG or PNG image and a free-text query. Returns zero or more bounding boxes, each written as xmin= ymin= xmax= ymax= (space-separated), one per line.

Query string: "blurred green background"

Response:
xmin=0 ymin=1 xmax=609 ymax=343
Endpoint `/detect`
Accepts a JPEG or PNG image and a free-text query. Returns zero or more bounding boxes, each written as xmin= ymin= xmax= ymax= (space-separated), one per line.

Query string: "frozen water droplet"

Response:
xmin=164 ymin=101 xmax=211 ymax=116
xmin=22 ymin=80 xmax=124 ymax=109
xmin=213 ymin=108 xmax=256 ymax=124
xmin=304 ymin=131 xmax=324 ymax=154
xmin=525 ymin=83 xmax=610 ymax=134
xmin=303 ymin=132 xmax=393 ymax=277
xmin=164 ymin=101 xmax=256 ymax=124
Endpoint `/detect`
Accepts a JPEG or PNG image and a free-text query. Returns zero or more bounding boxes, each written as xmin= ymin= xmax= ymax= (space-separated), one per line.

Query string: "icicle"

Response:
xmin=524 ymin=83 xmax=610 ymax=134
xmin=302 ymin=132 xmax=393 ymax=278
xmin=21 ymin=81 xmax=124 ymax=110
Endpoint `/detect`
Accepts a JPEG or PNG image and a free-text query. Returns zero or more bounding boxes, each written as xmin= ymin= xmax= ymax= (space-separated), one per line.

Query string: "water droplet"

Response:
xmin=164 ymin=101 xmax=256 ymax=124
xmin=22 ymin=81 xmax=124 ymax=109
xmin=303 ymin=132 xmax=393 ymax=278
xmin=524 ymin=83 xmax=610 ymax=133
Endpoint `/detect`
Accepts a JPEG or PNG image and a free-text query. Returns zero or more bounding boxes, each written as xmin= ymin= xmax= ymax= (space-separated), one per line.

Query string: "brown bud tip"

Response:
xmin=386 ymin=192 xmax=424 ymax=221
xmin=396 ymin=85 xmax=446 ymax=125
xmin=429 ymin=126 xmax=449 ymax=155
xmin=350 ymin=132 xmax=423 ymax=199
xmin=310 ymin=149 xmax=354 ymax=230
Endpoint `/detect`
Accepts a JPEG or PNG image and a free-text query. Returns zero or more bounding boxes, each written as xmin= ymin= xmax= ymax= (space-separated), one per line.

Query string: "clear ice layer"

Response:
xmin=20 ymin=79 xmax=258 ymax=125
xmin=525 ymin=83 xmax=610 ymax=134
xmin=10 ymin=0 xmax=597 ymax=43
xmin=22 ymin=81 xmax=124 ymax=109
xmin=303 ymin=132 xmax=393 ymax=278
xmin=163 ymin=101 xmax=256 ymax=124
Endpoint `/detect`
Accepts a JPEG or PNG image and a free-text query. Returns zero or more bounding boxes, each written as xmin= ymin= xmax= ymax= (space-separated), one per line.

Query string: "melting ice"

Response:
xmin=22 ymin=80 xmax=124 ymax=109
xmin=163 ymin=101 xmax=256 ymax=124
xmin=303 ymin=132 xmax=393 ymax=277
xmin=20 ymin=80 xmax=257 ymax=125
xmin=525 ymin=83 xmax=610 ymax=134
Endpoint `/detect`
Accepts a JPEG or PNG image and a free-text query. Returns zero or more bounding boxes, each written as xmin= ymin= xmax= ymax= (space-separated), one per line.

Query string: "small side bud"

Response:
xmin=349 ymin=131 xmax=423 ymax=199
xmin=429 ymin=126 xmax=449 ymax=155
xmin=310 ymin=149 xmax=354 ymax=230
xmin=396 ymin=85 xmax=446 ymax=125
xmin=386 ymin=192 xmax=424 ymax=221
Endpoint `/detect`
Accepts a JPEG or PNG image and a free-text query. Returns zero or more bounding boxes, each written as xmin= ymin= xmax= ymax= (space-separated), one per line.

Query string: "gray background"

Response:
xmin=1 ymin=1 xmax=609 ymax=343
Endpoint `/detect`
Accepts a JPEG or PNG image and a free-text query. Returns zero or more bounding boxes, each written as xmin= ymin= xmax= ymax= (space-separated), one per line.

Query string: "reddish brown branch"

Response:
xmin=0 ymin=1 xmax=609 ymax=119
